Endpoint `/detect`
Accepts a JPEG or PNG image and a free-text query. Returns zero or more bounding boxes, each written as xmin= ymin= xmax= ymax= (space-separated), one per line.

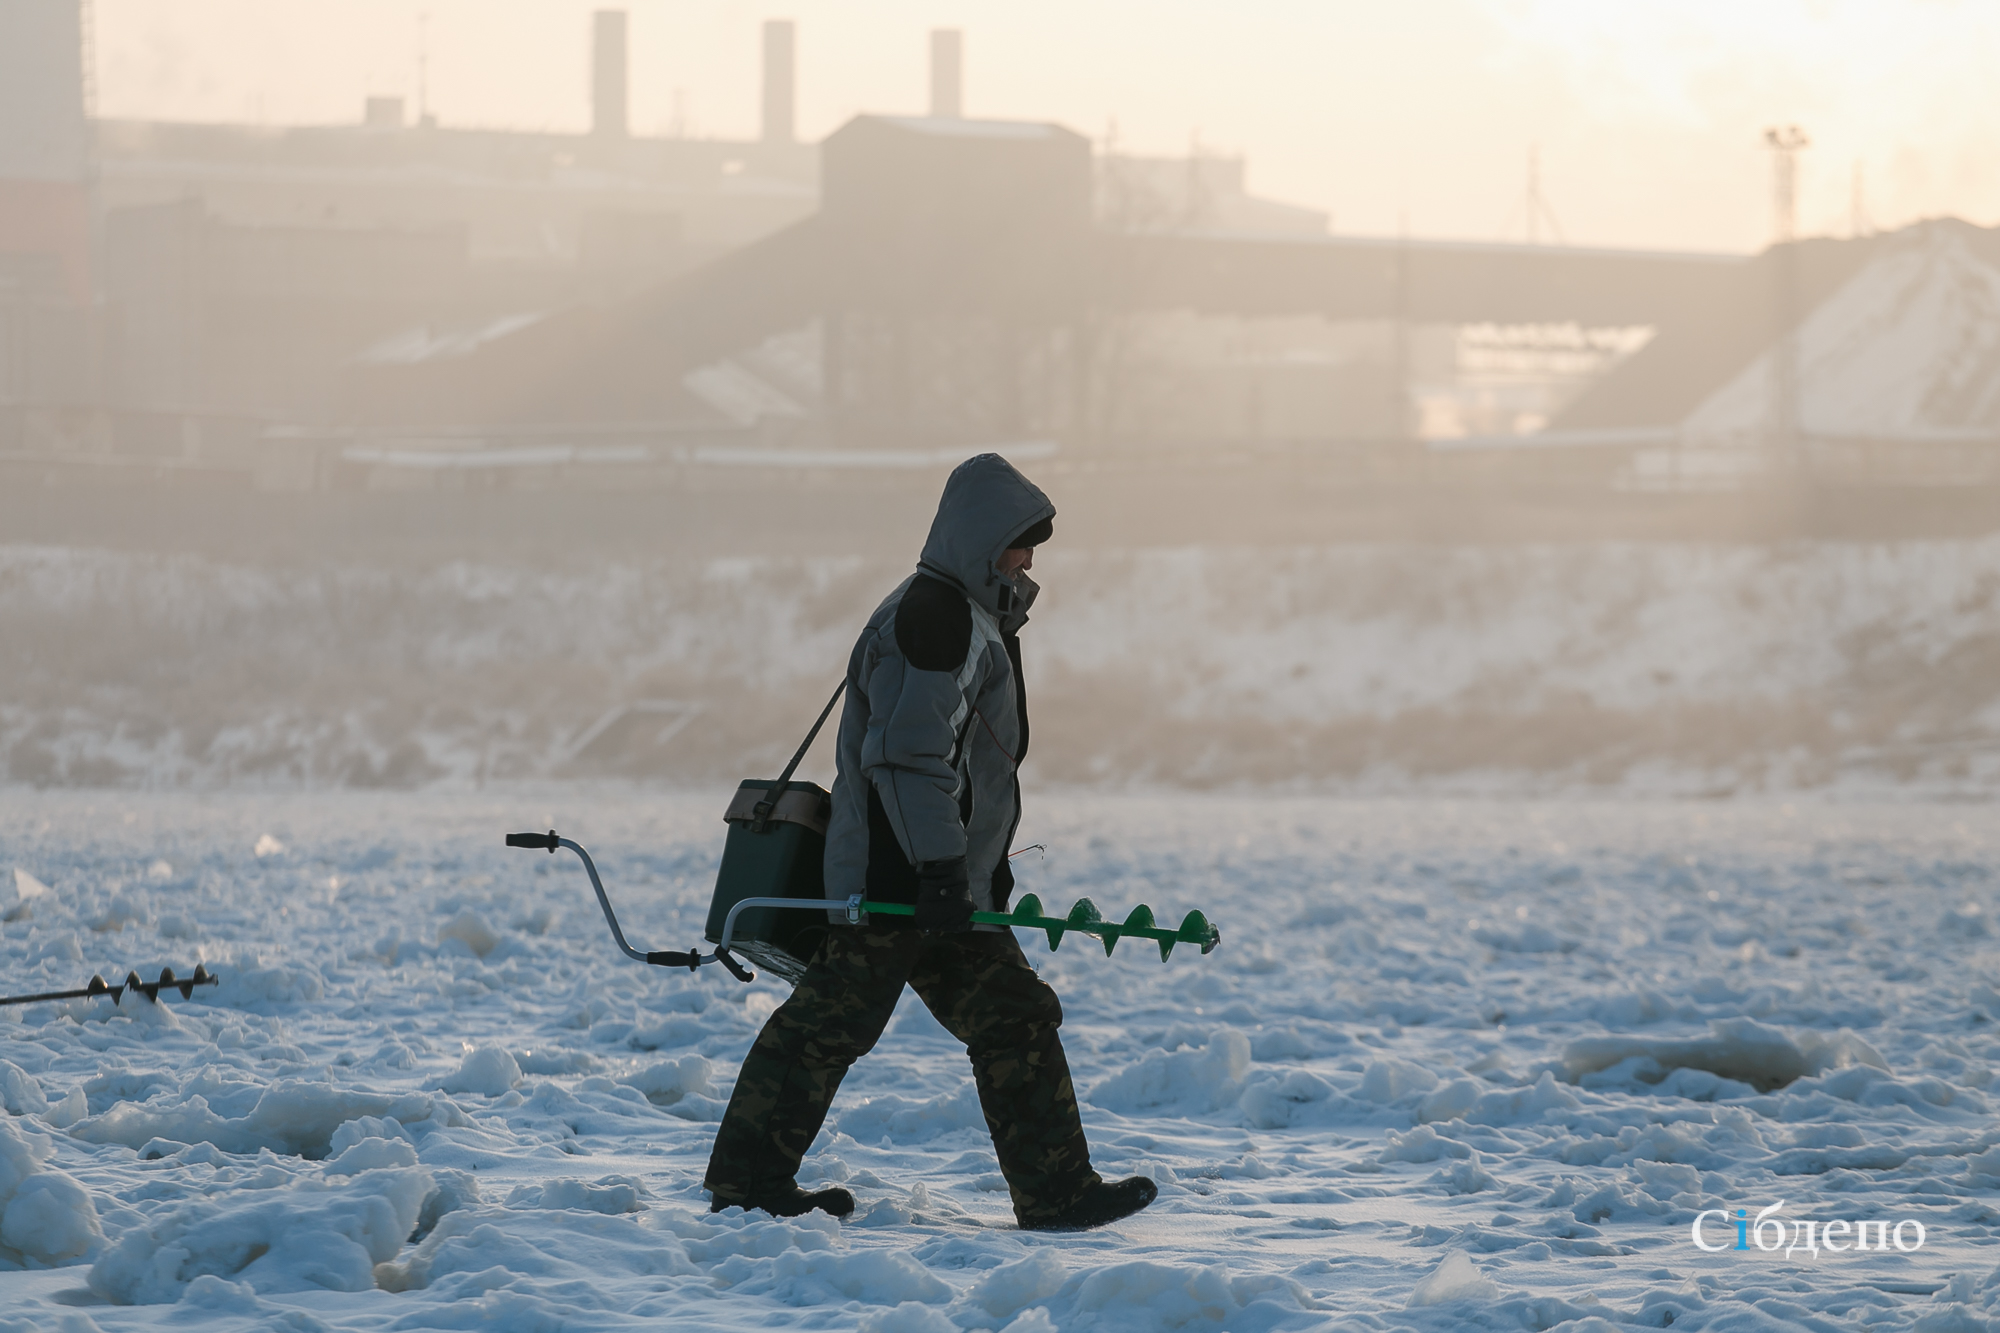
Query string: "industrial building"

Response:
xmin=4 ymin=0 xmax=1998 ymax=509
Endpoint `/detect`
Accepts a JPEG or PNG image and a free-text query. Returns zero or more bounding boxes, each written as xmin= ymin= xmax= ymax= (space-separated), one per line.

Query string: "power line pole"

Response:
xmin=1392 ymin=211 xmax=1412 ymax=441
xmin=417 ymin=12 xmax=432 ymax=126
xmin=1765 ymin=125 xmax=1807 ymax=244
xmin=1762 ymin=125 xmax=1809 ymax=483
xmin=1524 ymin=145 xmax=1565 ymax=246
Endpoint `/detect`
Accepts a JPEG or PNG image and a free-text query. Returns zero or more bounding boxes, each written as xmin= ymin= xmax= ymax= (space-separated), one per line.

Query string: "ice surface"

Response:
xmin=0 ymin=788 xmax=1997 ymax=1330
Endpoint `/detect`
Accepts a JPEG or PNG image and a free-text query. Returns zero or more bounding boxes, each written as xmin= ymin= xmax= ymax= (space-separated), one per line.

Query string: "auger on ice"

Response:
xmin=0 ymin=964 xmax=218 ymax=1008
xmin=504 ymin=830 xmax=1220 ymax=984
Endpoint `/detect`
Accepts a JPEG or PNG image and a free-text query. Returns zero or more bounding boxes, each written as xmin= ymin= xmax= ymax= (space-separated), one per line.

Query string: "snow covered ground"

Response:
xmin=2 ymin=786 xmax=1998 ymax=1330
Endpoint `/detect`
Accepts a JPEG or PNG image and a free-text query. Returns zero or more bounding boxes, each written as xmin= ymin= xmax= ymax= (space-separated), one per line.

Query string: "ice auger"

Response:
xmin=855 ymin=895 xmax=1222 ymax=961
xmin=505 ymin=830 xmax=1220 ymax=984
xmin=0 ymin=965 xmax=218 ymax=1008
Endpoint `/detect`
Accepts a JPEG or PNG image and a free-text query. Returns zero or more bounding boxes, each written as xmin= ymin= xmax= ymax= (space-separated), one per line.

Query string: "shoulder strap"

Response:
xmin=751 ymin=679 xmax=847 ymax=832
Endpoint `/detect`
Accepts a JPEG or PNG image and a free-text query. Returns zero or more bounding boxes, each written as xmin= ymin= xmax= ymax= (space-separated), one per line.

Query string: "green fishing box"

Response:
xmin=702 ymin=779 xmax=835 ymax=983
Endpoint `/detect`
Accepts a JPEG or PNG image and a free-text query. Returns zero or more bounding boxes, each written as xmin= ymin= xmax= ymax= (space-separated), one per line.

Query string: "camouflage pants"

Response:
xmin=704 ymin=926 xmax=1102 ymax=1227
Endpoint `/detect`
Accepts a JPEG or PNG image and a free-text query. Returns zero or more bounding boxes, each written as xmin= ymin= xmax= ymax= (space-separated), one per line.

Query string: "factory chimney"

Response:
xmin=762 ymin=20 xmax=796 ymax=144
xmin=592 ymin=10 xmax=629 ymax=139
xmin=929 ymin=29 xmax=963 ymax=118
xmin=0 ymin=0 xmax=94 ymax=301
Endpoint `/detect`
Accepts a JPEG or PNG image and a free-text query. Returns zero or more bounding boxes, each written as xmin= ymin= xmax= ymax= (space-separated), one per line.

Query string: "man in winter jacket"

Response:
xmin=703 ymin=453 xmax=1157 ymax=1231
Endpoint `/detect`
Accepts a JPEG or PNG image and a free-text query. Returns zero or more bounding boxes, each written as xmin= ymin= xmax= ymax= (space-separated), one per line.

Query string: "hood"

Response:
xmin=916 ymin=452 xmax=1056 ymax=619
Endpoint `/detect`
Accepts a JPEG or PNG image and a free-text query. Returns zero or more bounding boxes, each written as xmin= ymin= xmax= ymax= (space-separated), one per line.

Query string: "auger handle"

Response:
xmin=504 ymin=830 xmax=747 ymax=979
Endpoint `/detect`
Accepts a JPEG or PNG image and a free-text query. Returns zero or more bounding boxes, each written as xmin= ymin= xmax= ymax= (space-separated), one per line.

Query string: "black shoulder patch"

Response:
xmin=895 ymin=574 xmax=973 ymax=672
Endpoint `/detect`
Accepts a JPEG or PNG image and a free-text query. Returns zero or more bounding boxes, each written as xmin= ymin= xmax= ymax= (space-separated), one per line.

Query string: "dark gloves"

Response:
xmin=913 ymin=856 xmax=974 ymax=934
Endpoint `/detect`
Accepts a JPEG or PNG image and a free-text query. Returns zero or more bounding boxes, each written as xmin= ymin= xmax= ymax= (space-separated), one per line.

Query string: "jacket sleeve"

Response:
xmin=859 ymin=650 xmax=971 ymax=866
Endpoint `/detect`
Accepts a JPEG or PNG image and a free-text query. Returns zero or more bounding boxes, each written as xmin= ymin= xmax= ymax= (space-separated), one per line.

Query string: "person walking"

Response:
xmin=703 ymin=452 xmax=1157 ymax=1232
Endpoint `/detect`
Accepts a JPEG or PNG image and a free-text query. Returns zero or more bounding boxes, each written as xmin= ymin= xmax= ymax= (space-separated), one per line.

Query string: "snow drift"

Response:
xmin=11 ymin=536 xmax=2000 ymax=791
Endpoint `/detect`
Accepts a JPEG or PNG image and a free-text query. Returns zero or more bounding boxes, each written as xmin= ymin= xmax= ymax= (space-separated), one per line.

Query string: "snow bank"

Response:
xmin=725 ymin=1245 xmax=953 ymax=1307
xmin=1559 ymin=1017 xmax=1888 ymax=1093
xmin=88 ymin=1161 xmax=432 ymax=1303
xmin=4 ymin=870 xmax=48 ymax=922
xmin=0 ymin=1119 xmax=101 ymax=1267
xmin=436 ymin=909 xmax=502 ymax=959
xmin=617 ymin=1055 xmax=718 ymax=1115
xmin=1407 ymin=1251 xmax=1499 ymax=1307
xmin=25 ymin=535 xmax=2000 ymax=790
xmin=1087 ymin=1031 xmax=1250 ymax=1116
xmin=0 ymin=1062 xmax=48 ymax=1117
xmin=70 ymin=1081 xmax=450 ymax=1159
xmin=438 ymin=1047 xmax=521 ymax=1096
xmin=505 ymin=1176 xmax=645 ymax=1214
xmin=963 ymin=1248 xmax=1067 ymax=1324
xmin=839 ymin=1081 xmax=989 ymax=1144
xmin=1050 ymin=1261 xmax=1316 ymax=1332
xmin=1358 ymin=1057 xmax=1441 ymax=1103
xmin=859 ymin=1305 xmax=960 ymax=1333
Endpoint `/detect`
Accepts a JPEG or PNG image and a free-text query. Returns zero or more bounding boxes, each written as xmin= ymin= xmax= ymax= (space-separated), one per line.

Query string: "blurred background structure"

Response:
xmin=7 ymin=1 xmax=1996 ymax=509
xmin=5 ymin=2 xmax=2000 ymax=791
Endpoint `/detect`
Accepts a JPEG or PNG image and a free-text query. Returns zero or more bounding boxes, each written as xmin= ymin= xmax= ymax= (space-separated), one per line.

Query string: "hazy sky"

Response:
xmin=95 ymin=0 xmax=2000 ymax=254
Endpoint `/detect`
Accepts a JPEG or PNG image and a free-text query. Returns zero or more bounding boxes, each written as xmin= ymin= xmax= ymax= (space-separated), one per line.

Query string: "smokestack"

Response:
xmin=0 ymin=0 xmax=90 ymax=181
xmin=0 ymin=0 xmax=94 ymax=301
xmin=762 ymin=20 xmax=796 ymax=144
xmin=929 ymin=29 xmax=962 ymax=119
xmin=592 ymin=10 xmax=628 ymax=139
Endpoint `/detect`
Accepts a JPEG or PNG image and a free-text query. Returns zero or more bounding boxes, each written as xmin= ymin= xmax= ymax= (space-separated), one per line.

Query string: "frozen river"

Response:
xmin=1 ymin=787 xmax=1996 ymax=1330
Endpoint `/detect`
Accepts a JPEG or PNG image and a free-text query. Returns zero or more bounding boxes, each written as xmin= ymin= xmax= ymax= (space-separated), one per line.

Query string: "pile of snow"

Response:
xmin=5 ymin=868 xmax=49 ymax=922
xmin=1686 ymin=223 xmax=2000 ymax=441
xmin=505 ymin=1175 xmax=646 ymax=1214
xmin=88 ymin=1151 xmax=433 ymax=1303
xmin=1052 ymin=1261 xmax=1316 ymax=1331
xmin=436 ymin=908 xmax=503 ymax=959
xmin=0 ymin=1061 xmax=48 ymax=1117
xmin=1407 ymin=1251 xmax=1499 ymax=1308
xmin=438 ymin=1047 xmax=521 ymax=1097
xmin=839 ymin=1081 xmax=990 ymax=1145
xmin=1088 ymin=1031 xmax=1250 ymax=1116
xmin=0 ymin=1118 xmax=101 ymax=1267
xmin=1559 ymin=1017 xmax=1888 ymax=1093
xmin=617 ymin=1054 xmax=721 ymax=1116
xmin=71 ymin=1080 xmax=452 ymax=1158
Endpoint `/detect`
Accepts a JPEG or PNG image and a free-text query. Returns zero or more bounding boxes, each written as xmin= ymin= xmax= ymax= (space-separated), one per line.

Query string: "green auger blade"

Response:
xmin=855 ymin=894 xmax=1221 ymax=961
xmin=1107 ymin=904 xmax=1154 ymax=957
xmin=1179 ymin=909 xmax=1222 ymax=955
xmin=1063 ymin=898 xmax=1103 ymax=953
xmin=1006 ymin=894 xmax=1057 ymax=949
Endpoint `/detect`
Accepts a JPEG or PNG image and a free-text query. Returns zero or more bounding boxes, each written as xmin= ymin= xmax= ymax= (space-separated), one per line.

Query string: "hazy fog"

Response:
xmin=96 ymin=0 xmax=2000 ymax=252
xmin=9 ymin=3 xmax=2000 ymax=794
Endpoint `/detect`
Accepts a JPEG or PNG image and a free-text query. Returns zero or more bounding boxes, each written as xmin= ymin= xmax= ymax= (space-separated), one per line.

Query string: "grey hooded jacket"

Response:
xmin=822 ymin=453 xmax=1056 ymax=924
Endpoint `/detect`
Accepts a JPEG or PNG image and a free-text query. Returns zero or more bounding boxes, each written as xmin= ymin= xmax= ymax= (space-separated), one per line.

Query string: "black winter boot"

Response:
xmin=1021 ymin=1176 xmax=1157 ymax=1231
xmin=709 ymin=1183 xmax=856 ymax=1219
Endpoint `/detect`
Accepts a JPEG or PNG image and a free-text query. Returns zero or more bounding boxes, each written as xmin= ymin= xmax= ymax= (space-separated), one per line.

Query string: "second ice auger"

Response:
xmin=0 ymin=965 xmax=218 ymax=1007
